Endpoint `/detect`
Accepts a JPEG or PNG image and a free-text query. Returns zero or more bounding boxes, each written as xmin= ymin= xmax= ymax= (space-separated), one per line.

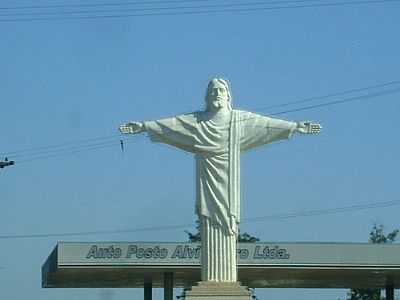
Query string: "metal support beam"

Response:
xmin=144 ymin=281 xmax=152 ymax=300
xmin=386 ymin=285 xmax=394 ymax=300
xmin=164 ymin=272 xmax=174 ymax=300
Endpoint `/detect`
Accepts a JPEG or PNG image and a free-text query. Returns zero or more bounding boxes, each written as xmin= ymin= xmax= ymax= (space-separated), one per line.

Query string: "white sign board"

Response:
xmin=58 ymin=242 xmax=400 ymax=267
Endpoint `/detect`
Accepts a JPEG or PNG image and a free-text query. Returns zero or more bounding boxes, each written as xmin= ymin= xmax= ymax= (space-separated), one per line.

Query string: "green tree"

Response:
xmin=347 ymin=224 xmax=398 ymax=300
xmin=185 ymin=220 xmax=260 ymax=244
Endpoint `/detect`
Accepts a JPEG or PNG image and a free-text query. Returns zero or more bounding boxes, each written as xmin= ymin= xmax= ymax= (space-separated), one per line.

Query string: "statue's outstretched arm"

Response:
xmin=296 ymin=121 xmax=322 ymax=134
xmin=119 ymin=121 xmax=145 ymax=134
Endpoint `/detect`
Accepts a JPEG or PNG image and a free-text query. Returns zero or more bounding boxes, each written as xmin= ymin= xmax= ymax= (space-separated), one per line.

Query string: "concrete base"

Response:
xmin=184 ymin=281 xmax=252 ymax=300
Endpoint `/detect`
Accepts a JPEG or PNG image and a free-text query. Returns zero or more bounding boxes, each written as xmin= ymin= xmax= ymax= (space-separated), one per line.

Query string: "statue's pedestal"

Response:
xmin=184 ymin=281 xmax=252 ymax=300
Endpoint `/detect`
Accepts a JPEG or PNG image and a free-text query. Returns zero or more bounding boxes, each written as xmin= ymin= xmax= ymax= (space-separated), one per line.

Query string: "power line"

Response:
xmin=0 ymin=0 xmax=375 ymax=17
xmin=0 ymin=1 xmax=321 ymax=17
xmin=270 ymin=87 xmax=400 ymax=116
xmin=0 ymin=0 xmax=391 ymax=11
xmin=16 ymin=136 xmax=140 ymax=164
xmin=1 ymin=134 xmax=119 ymax=158
xmin=0 ymin=223 xmax=192 ymax=240
xmin=245 ymin=199 xmax=400 ymax=222
xmin=252 ymin=80 xmax=400 ymax=112
xmin=0 ymin=0 xmax=398 ymax=22
xmin=1 ymin=79 xmax=399 ymax=163
xmin=16 ymin=138 xmax=121 ymax=160
xmin=0 ymin=0 xmax=217 ymax=10
xmin=0 ymin=199 xmax=398 ymax=240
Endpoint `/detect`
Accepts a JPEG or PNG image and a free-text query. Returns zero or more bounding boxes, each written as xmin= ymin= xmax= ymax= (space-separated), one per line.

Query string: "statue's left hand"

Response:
xmin=296 ymin=121 xmax=321 ymax=134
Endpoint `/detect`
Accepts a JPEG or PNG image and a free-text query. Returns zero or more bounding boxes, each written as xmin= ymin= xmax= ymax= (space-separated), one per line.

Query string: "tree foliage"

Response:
xmin=347 ymin=224 xmax=398 ymax=300
xmin=185 ymin=220 xmax=260 ymax=244
xmin=369 ymin=224 xmax=398 ymax=244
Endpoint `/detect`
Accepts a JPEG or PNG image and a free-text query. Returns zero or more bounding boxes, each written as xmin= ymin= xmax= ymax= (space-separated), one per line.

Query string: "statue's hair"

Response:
xmin=205 ymin=78 xmax=233 ymax=110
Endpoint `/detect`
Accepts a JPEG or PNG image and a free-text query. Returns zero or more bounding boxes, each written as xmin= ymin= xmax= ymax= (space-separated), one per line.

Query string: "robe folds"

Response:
xmin=144 ymin=109 xmax=296 ymax=281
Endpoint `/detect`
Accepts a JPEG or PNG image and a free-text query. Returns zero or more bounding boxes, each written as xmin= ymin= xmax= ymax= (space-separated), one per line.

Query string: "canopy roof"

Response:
xmin=42 ymin=241 xmax=400 ymax=289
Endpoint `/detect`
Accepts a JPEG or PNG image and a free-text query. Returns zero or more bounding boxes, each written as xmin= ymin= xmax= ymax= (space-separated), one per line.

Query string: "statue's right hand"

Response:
xmin=119 ymin=122 xmax=144 ymax=134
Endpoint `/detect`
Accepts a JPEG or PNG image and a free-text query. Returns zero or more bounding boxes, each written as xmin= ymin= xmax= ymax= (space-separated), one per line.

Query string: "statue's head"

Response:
xmin=205 ymin=78 xmax=232 ymax=112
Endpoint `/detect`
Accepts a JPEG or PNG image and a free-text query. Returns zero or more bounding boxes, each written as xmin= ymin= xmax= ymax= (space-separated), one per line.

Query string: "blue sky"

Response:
xmin=1 ymin=0 xmax=400 ymax=299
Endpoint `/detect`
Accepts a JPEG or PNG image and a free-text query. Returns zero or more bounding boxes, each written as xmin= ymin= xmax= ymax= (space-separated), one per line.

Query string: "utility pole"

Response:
xmin=0 ymin=157 xmax=15 ymax=169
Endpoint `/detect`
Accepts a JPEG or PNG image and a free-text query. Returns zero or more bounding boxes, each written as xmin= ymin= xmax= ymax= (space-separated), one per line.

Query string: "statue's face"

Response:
xmin=206 ymin=81 xmax=230 ymax=112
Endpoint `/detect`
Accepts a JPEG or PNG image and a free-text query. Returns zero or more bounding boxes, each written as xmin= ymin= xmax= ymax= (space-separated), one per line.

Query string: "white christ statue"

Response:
xmin=119 ymin=78 xmax=321 ymax=283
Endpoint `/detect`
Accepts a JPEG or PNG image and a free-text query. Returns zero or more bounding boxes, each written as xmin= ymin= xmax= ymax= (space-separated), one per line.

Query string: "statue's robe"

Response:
xmin=144 ymin=110 xmax=296 ymax=281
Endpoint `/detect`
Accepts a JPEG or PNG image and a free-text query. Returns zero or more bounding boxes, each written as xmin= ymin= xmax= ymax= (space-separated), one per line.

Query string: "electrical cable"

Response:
xmin=1 ymin=134 xmax=119 ymax=158
xmin=0 ymin=0 xmax=398 ymax=22
xmin=16 ymin=138 xmax=121 ymax=159
xmin=0 ymin=199 xmax=398 ymax=240
xmin=0 ymin=0 xmax=330 ymax=17
xmin=245 ymin=199 xmax=400 ymax=222
xmin=252 ymin=80 xmax=400 ymax=112
xmin=1 ymin=79 xmax=398 ymax=160
xmin=269 ymin=87 xmax=400 ymax=116
xmin=0 ymin=0 xmax=222 ymax=10
xmin=16 ymin=136 xmax=141 ymax=163
xmin=3 ymin=0 xmax=391 ymax=17
xmin=20 ymin=84 xmax=400 ymax=161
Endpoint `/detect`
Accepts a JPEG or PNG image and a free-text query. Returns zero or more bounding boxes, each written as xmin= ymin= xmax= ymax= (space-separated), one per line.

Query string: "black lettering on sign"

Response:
xmin=86 ymin=245 xmax=122 ymax=259
xmin=126 ymin=245 xmax=168 ymax=259
xmin=237 ymin=248 xmax=249 ymax=259
xmin=253 ymin=245 xmax=290 ymax=259
xmin=171 ymin=245 xmax=201 ymax=259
